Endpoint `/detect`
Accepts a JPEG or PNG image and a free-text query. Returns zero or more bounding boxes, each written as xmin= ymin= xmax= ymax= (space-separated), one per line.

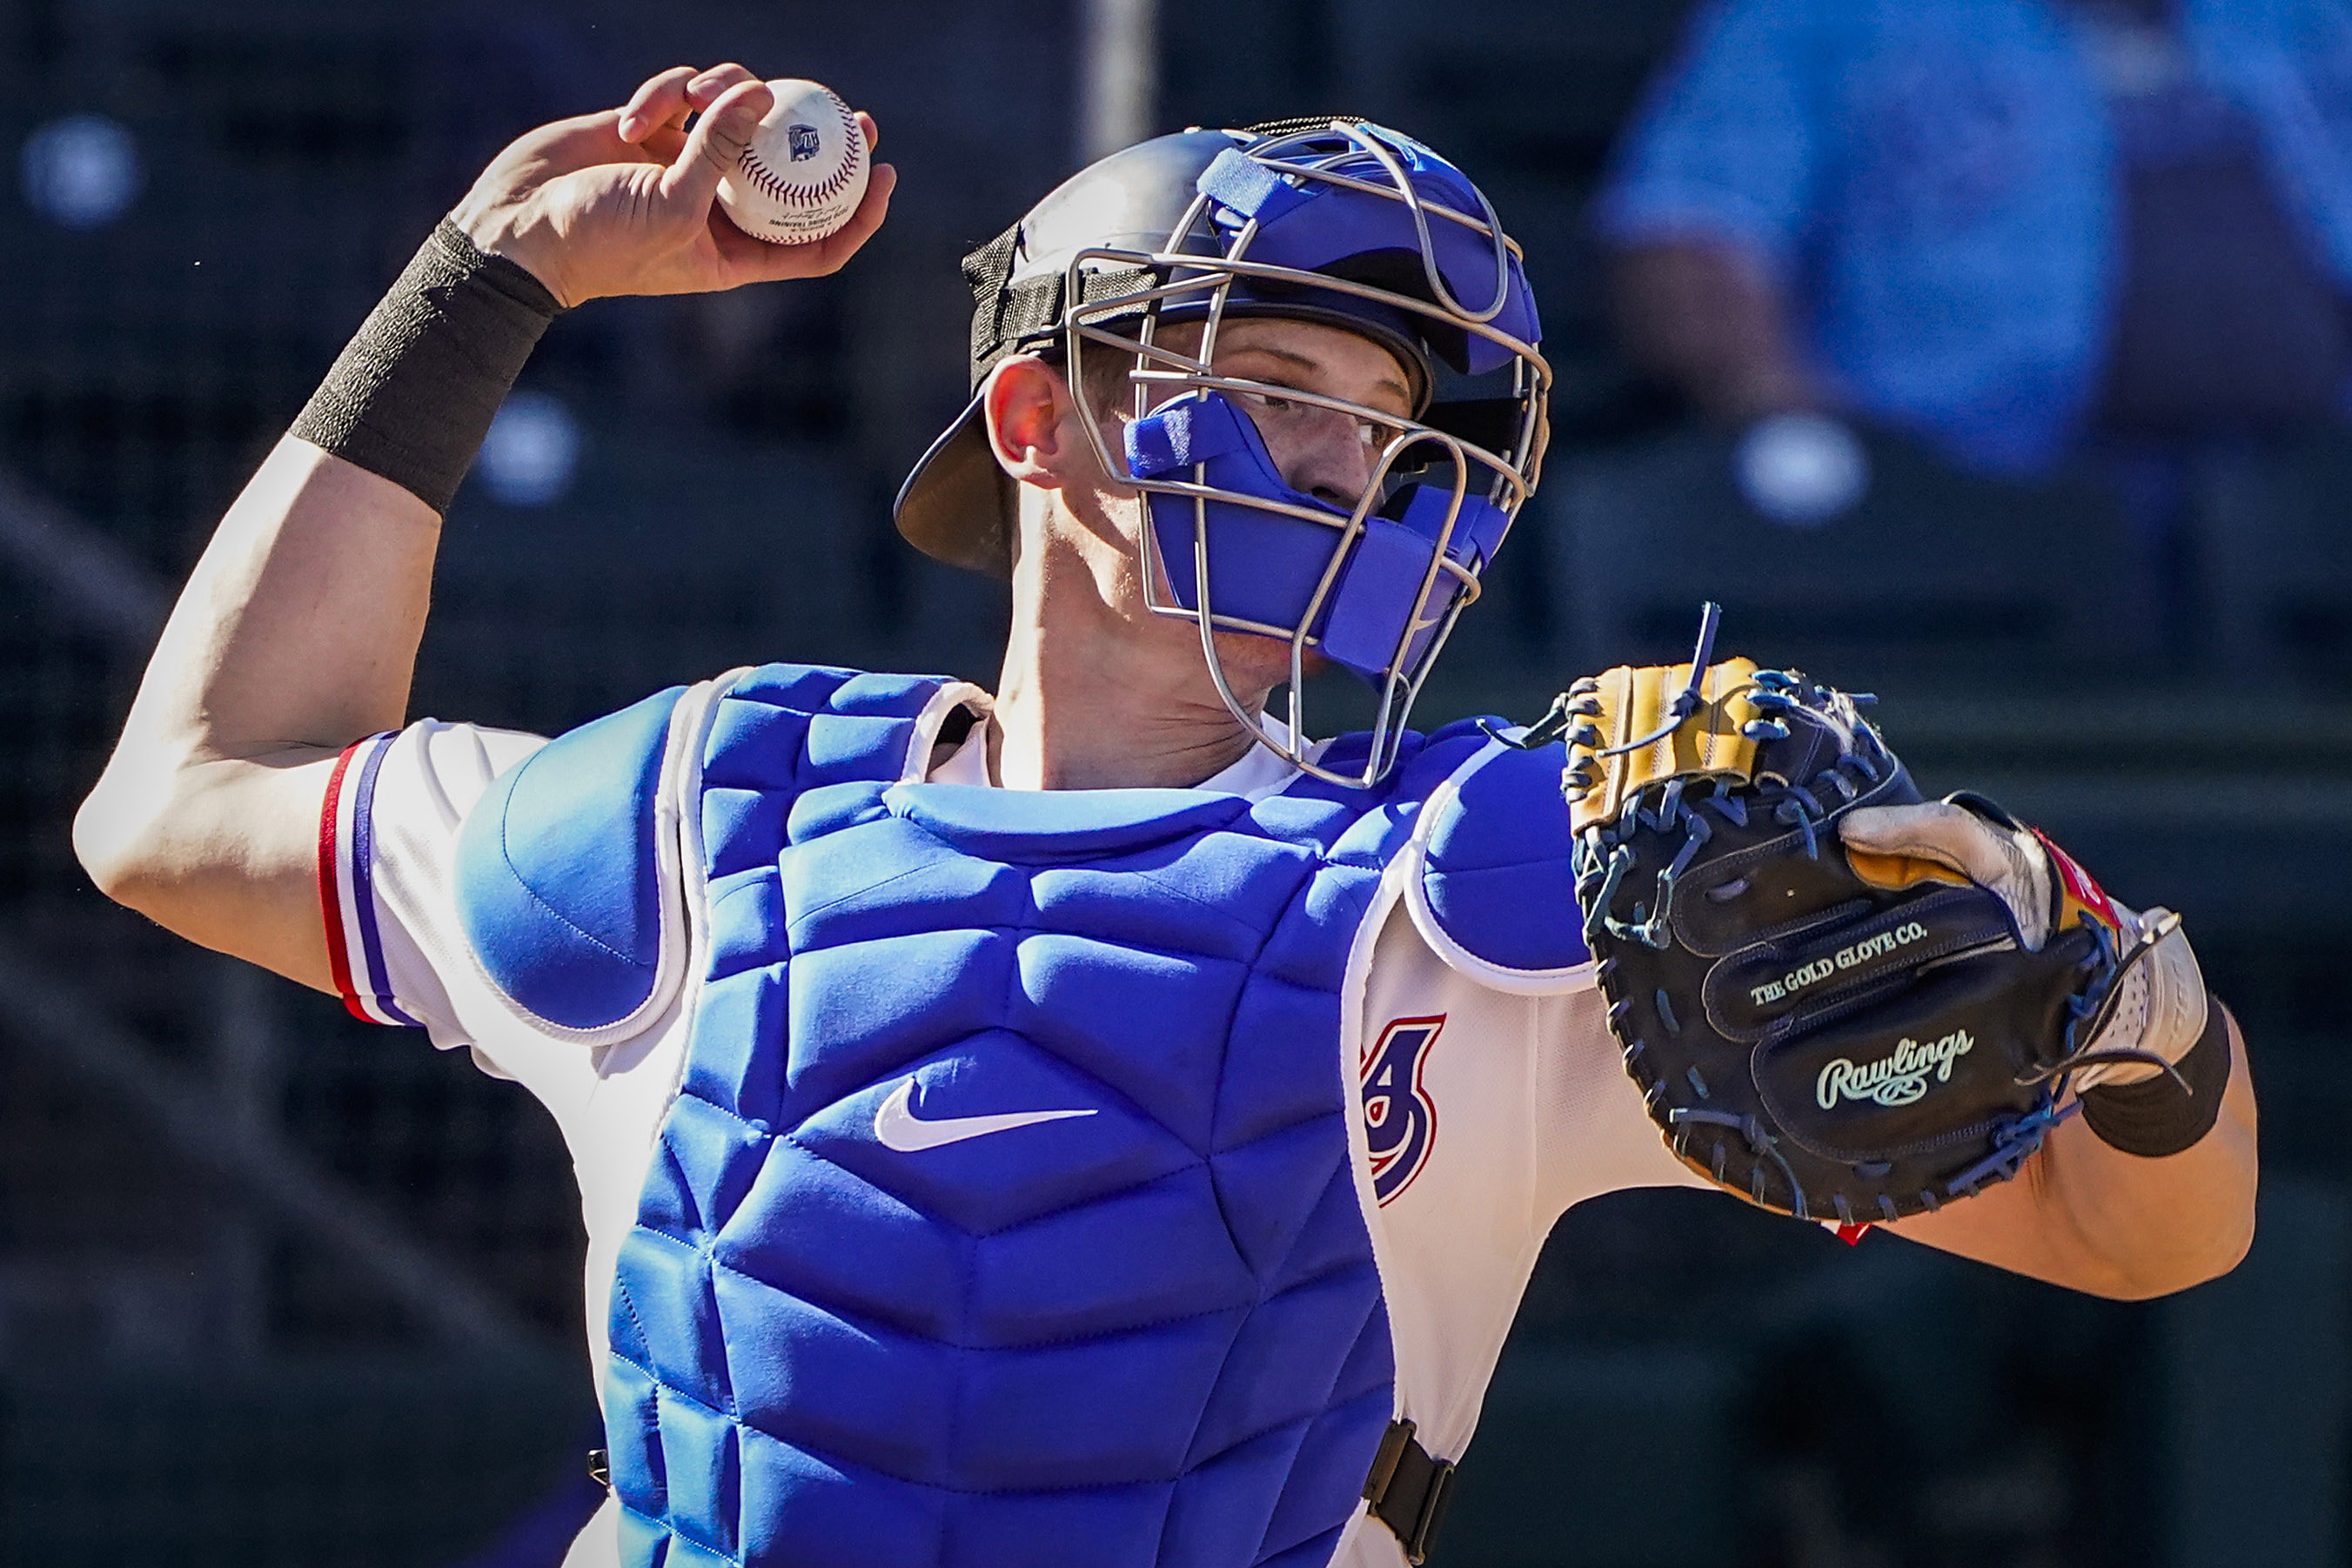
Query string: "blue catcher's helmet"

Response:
xmin=893 ymin=117 xmax=1548 ymax=787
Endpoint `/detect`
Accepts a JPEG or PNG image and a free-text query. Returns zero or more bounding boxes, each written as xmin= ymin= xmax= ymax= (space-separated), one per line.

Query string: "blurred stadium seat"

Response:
xmin=1549 ymin=426 xmax=2141 ymax=687
xmin=2200 ymin=433 xmax=2352 ymax=678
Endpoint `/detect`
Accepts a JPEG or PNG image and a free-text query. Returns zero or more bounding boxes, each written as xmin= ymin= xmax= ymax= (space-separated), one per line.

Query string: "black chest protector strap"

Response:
xmin=1363 ymin=1418 xmax=1457 ymax=1565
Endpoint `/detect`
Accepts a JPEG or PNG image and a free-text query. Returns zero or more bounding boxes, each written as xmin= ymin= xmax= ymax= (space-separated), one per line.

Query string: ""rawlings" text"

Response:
xmin=1815 ymin=1029 xmax=1974 ymax=1109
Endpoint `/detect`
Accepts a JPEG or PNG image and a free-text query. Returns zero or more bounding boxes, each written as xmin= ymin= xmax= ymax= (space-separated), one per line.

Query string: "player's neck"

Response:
xmin=988 ymin=524 xmax=1265 ymax=792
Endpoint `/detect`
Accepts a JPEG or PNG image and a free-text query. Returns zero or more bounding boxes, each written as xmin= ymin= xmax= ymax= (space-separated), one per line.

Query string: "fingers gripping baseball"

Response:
xmin=452 ymin=65 xmax=892 ymax=305
xmin=617 ymin=66 xmax=884 ymax=162
xmin=661 ymin=74 xmax=889 ymax=282
xmin=616 ymin=65 xmax=699 ymax=144
xmin=660 ymin=78 xmax=774 ymax=215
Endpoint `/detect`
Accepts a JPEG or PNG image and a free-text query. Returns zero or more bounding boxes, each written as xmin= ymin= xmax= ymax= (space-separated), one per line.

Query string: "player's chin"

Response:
xmin=1207 ymin=627 xmax=1301 ymax=694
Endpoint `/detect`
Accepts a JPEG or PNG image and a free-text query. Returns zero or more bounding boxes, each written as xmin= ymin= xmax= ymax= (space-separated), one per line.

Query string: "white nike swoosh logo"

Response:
xmin=872 ymin=1079 xmax=1098 ymax=1153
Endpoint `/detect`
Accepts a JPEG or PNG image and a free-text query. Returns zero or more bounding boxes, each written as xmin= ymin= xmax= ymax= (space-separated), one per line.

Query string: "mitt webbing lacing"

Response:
xmin=1570 ymin=673 xmax=1886 ymax=952
xmin=1490 ymin=600 xmax=1728 ymax=756
xmin=2015 ymin=908 xmax=2193 ymax=1094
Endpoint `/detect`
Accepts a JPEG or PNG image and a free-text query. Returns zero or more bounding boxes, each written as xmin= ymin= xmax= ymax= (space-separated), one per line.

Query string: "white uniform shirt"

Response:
xmin=318 ymin=680 xmax=1712 ymax=1567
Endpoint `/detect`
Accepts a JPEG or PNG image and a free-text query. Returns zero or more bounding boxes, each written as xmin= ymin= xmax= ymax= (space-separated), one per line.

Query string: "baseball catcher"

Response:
xmin=75 ymin=61 xmax=2253 ymax=1568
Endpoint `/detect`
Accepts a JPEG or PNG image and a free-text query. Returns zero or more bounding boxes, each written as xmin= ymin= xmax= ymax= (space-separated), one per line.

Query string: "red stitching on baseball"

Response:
xmin=734 ymin=90 xmax=862 ymax=209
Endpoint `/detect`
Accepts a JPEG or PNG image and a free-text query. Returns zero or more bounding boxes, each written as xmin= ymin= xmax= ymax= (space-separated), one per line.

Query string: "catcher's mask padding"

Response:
xmin=1122 ymin=391 xmax=1509 ymax=683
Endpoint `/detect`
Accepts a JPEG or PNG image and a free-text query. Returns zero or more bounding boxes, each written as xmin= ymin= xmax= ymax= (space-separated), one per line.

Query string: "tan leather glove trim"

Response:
xmin=1568 ymin=658 xmax=1765 ymax=834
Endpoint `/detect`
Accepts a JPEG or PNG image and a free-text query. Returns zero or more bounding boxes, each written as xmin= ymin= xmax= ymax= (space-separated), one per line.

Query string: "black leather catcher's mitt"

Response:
xmin=1510 ymin=627 xmax=2174 ymax=1227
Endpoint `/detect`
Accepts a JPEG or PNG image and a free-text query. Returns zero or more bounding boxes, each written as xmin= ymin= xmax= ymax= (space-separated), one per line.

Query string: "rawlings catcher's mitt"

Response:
xmin=1510 ymin=616 xmax=2179 ymax=1226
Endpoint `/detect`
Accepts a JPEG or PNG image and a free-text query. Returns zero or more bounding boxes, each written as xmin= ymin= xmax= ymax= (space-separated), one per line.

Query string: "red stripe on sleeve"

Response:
xmin=317 ymin=742 xmax=367 ymax=1019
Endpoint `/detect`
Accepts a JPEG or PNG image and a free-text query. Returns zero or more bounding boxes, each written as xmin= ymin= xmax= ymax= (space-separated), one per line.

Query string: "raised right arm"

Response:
xmin=74 ymin=64 xmax=894 ymax=991
xmin=73 ymin=440 xmax=439 ymax=989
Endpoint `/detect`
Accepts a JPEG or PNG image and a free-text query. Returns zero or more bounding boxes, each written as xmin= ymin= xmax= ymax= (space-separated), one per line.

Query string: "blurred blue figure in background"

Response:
xmin=1597 ymin=0 xmax=2352 ymax=625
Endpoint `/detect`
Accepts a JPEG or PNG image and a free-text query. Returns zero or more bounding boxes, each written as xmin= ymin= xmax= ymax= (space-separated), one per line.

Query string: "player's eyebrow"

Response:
xmin=1229 ymin=343 xmax=1414 ymax=415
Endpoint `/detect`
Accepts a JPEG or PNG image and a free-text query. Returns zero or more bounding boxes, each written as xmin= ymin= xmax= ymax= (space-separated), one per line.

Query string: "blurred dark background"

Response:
xmin=1 ymin=0 xmax=2347 ymax=1563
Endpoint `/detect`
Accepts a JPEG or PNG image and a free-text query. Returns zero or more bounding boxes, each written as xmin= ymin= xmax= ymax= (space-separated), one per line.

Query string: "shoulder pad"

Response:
xmin=455 ymin=685 xmax=690 ymax=1036
xmin=1409 ymin=736 xmax=1593 ymax=983
xmin=712 ymin=665 xmax=957 ymax=790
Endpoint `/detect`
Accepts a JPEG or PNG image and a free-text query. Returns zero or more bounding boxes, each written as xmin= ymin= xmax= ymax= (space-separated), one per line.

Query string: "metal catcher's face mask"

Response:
xmin=895 ymin=119 xmax=1549 ymax=788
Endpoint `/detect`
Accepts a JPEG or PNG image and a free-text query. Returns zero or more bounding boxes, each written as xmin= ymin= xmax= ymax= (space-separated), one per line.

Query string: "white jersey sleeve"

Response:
xmin=316 ymin=709 xmax=711 ymax=1114
xmin=319 ymin=720 xmax=547 ymax=1049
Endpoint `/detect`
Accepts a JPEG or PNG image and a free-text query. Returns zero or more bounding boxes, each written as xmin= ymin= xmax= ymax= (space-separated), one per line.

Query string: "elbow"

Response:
xmin=2101 ymin=1183 xmax=2259 ymax=1303
xmin=2106 ymin=1221 xmax=2254 ymax=1303
xmin=73 ymin=765 xmax=178 ymax=914
xmin=2187 ymin=1197 xmax=2258 ymax=1292
xmin=75 ymin=782 xmax=146 ymax=906
xmin=71 ymin=750 xmax=337 ymax=993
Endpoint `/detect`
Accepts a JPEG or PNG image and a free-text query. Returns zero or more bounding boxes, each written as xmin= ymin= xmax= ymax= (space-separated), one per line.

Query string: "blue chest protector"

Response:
xmin=455 ymin=665 xmax=1587 ymax=1568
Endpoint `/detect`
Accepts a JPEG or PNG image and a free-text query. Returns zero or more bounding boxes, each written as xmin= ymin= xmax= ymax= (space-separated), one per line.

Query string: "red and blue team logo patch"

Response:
xmin=1362 ymin=1015 xmax=1443 ymax=1205
xmin=2032 ymin=827 xmax=2123 ymax=935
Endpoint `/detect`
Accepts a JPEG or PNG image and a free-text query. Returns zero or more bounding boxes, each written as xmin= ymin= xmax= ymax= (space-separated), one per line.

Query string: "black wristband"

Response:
xmin=291 ymin=218 xmax=562 ymax=513
xmin=2079 ymin=998 xmax=2234 ymax=1158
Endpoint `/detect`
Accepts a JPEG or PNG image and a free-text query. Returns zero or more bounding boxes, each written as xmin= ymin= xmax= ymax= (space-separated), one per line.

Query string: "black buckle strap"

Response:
xmin=959 ymin=221 xmax=1163 ymax=385
xmin=586 ymin=1447 xmax=610 ymax=1488
xmin=1362 ymin=1418 xmax=1456 ymax=1565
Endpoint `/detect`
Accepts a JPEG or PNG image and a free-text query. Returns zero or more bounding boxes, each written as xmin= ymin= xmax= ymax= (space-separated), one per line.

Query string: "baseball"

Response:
xmin=714 ymin=79 xmax=868 ymax=245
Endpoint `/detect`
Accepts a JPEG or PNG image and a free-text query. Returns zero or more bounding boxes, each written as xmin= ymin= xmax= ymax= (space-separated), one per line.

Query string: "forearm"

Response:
xmin=110 ymin=439 xmax=437 ymax=764
xmin=1895 ymin=1010 xmax=2258 ymax=1298
xmin=77 ymin=221 xmax=559 ymax=980
xmin=106 ymin=217 xmax=560 ymax=765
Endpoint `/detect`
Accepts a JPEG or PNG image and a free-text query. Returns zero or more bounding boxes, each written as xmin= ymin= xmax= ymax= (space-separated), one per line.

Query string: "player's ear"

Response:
xmin=982 ymin=355 xmax=1088 ymax=488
